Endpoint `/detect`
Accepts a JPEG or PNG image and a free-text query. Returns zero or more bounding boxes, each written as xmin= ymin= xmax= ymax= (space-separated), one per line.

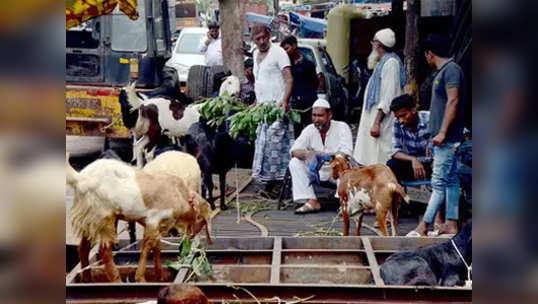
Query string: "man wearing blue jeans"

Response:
xmin=409 ymin=34 xmax=466 ymax=236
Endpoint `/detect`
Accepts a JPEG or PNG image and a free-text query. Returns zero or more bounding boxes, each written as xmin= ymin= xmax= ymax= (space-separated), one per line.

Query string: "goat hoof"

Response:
xmin=220 ymin=203 xmax=228 ymax=211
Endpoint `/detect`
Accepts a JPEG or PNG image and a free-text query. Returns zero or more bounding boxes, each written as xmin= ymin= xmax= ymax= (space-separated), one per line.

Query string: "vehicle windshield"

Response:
xmin=298 ymin=47 xmax=316 ymax=67
xmin=67 ymin=21 xmax=100 ymax=49
xmin=111 ymin=0 xmax=147 ymax=52
xmin=175 ymin=33 xmax=205 ymax=54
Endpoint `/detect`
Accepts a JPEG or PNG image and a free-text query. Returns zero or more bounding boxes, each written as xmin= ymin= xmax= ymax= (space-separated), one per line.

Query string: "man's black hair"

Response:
xmin=422 ymin=33 xmax=451 ymax=58
xmin=280 ymin=35 xmax=298 ymax=47
xmin=208 ymin=21 xmax=220 ymax=29
xmin=390 ymin=94 xmax=416 ymax=112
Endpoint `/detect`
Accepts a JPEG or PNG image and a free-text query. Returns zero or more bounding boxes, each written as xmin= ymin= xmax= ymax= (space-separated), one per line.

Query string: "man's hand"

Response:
xmin=432 ymin=132 xmax=446 ymax=146
xmin=278 ymin=101 xmax=289 ymax=112
xmin=292 ymin=149 xmax=315 ymax=161
xmin=370 ymin=122 xmax=381 ymax=138
xmin=205 ymin=32 xmax=212 ymax=45
xmin=411 ymin=157 xmax=426 ymax=180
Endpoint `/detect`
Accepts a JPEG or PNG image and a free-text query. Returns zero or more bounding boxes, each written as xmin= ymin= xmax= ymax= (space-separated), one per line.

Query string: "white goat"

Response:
xmin=66 ymin=154 xmax=212 ymax=283
xmin=218 ymin=75 xmax=240 ymax=96
xmin=143 ymin=151 xmax=202 ymax=195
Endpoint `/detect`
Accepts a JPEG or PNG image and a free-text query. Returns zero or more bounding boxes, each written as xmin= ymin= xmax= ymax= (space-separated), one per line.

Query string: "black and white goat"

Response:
xmin=118 ymin=82 xmax=202 ymax=167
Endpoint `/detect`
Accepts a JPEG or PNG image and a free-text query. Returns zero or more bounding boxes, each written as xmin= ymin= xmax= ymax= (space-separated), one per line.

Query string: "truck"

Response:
xmin=66 ymin=0 xmax=176 ymax=156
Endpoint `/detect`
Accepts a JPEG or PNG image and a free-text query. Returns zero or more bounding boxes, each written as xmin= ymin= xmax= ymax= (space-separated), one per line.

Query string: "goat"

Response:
xmin=330 ymin=153 xmax=409 ymax=236
xmin=143 ymin=150 xmax=202 ymax=195
xmin=66 ymin=154 xmax=212 ymax=283
xmin=218 ymin=75 xmax=240 ymax=96
xmin=182 ymin=121 xmax=253 ymax=210
xmin=380 ymin=222 xmax=472 ymax=286
xmin=119 ymin=82 xmax=202 ymax=168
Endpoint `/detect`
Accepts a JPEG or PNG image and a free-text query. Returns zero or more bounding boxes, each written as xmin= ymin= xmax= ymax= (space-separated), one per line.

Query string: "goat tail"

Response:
xmin=389 ymin=182 xmax=410 ymax=204
xmin=66 ymin=152 xmax=80 ymax=187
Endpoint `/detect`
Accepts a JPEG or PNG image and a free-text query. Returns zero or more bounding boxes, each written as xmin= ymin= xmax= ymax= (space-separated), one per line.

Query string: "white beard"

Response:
xmin=367 ymin=49 xmax=381 ymax=70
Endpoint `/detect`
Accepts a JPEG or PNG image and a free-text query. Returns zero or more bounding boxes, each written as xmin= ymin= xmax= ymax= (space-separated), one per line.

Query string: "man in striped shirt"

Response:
xmin=387 ymin=94 xmax=432 ymax=182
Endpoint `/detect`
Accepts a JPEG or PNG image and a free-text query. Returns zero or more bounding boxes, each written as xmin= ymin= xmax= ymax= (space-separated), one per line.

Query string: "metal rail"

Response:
xmin=66 ymin=236 xmax=472 ymax=303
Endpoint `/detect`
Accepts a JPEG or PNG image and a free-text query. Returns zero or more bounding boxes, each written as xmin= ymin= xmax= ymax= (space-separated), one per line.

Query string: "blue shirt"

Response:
xmin=392 ymin=111 xmax=431 ymax=162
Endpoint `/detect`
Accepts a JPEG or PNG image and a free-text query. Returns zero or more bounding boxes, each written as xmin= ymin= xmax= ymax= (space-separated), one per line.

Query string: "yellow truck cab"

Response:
xmin=66 ymin=0 xmax=175 ymax=155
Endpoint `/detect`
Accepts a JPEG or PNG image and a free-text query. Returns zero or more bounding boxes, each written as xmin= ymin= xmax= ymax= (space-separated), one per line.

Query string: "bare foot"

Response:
xmin=438 ymin=220 xmax=458 ymax=235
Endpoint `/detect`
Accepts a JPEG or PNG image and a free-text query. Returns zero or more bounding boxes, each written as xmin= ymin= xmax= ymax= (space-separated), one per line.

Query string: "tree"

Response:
xmin=219 ymin=0 xmax=246 ymax=82
xmin=404 ymin=0 xmax=420 ymax=102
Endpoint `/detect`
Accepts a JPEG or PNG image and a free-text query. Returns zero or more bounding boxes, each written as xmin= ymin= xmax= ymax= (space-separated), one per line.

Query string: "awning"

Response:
xmin=66 ymin=0 xmax=139 ymax=30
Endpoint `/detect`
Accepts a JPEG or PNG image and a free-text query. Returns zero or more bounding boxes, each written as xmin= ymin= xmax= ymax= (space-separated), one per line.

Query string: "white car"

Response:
xmin=165 ymin=27 xmax=208 ymax=85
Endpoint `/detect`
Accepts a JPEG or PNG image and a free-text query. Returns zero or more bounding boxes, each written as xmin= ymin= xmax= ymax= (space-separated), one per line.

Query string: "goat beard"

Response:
xmin=367 ymin=49 xmax=381 ymax=70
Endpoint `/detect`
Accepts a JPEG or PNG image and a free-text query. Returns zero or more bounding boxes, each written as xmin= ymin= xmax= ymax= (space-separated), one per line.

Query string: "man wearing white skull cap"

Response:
xmin=353 ymin=28 xmax=406 ymax=166
xmin=289 ymin=99 xmax=353 ymax=214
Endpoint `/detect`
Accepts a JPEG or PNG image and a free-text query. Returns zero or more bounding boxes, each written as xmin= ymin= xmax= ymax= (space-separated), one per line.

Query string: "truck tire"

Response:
xmin=206 ymin=65 xmax=229 ymax=96
xmin=187 ymin=65 xmax=208 ymax=100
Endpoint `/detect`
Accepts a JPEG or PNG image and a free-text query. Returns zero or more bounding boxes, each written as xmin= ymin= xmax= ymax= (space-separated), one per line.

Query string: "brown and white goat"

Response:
xmin=66 ymin=154 xmax=212 ymax=283
xmin=330 ymin=154 xmax=409 ymax=236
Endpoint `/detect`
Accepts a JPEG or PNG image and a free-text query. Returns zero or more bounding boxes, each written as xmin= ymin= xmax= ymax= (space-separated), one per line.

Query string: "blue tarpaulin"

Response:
xmin=289 ymin=11 xmax=327 ymax=34
xmin=246 ymin=12 xmax=272 ymax=26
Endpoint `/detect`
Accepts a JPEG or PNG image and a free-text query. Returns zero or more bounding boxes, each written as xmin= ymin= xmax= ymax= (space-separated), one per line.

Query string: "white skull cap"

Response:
xmin=374 ymin=28 xmax=396 ymax=48
xmin=312 ymin=98 xmax=331 ymax=109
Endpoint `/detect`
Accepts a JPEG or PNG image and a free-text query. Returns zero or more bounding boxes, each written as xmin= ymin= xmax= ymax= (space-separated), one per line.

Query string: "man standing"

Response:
xmin=200 ymin=22 xmax=223 ymax=67
xmin=353 ymin=28 xmax=406 ymax=166
xmin=408 ymin=34 xmax=466 ymax=236
xmin=280 ymin=35 xmax=319 ymax=136
xmin=387 ymin=94 xmax=432 ymax=182
xmin=250 ymin=24 xmax=294 ymax=197
xmin=240 ymin=58 xmax=256 ymax=104
xmin=290 ymin=99 xmax=353 ymax=214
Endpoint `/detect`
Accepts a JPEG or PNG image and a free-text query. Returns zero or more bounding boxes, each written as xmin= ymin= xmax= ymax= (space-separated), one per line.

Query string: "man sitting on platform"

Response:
xmin=387 ymin=94 xmax=432 ymax=182
xmin=289 ymin=99 xmax=353 ymax=214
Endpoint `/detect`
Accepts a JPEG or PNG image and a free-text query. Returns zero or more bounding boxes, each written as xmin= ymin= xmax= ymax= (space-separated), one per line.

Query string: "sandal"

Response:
xmin=406 ymin=230 xmax=423 ymax=237
xmin=295 ymin=202 xmax=320 ymax=214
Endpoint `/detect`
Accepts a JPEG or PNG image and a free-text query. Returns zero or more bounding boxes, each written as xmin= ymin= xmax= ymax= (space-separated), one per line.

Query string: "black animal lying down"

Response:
xmin=380 ymin=222 xmax=472 ymax=287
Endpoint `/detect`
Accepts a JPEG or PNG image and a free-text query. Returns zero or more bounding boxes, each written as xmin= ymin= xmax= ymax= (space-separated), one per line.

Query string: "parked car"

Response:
xmin=165 ymin=27 xmax=207 ymax=87
xmin=297 ymin=38 xmax=349 ymax=121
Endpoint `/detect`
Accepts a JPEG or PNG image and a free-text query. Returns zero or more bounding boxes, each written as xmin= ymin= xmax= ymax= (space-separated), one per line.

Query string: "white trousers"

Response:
xmin=289 ymin=157 xmax=335 ymax=201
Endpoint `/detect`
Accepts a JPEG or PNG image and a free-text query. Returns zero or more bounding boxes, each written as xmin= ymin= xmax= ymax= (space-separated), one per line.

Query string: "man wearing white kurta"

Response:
xmin=353 ymin=28 xmax=406 ymax=166
xmin=290 ymin=99 xmax=353 ymax=214
xmin=200 ymin=22 xmax=223 ymax=67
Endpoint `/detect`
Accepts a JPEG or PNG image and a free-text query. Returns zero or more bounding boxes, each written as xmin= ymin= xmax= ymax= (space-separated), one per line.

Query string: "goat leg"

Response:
xmin=99 ymin=242 xmax=121 ymax=283
xmin=219 ymin=172 xmax=228 ymax=210
xmin=134 ymin=136 xmax=150 ymax=168
xmin=342 ymin=201 xmax=350 ymax=236
xmin=135 ymin=226 xmax=157 ymax=282
xmin=376 ymin=203 xmax=389 ymax=236
xmin=78 ymin=236 xmax=92 ymax=283
xmin=354 ymin=212 xmax=364 ymax=236
xmin=204 ymin=173 xmax=216 ymax=210
xmin=128 ymin=221 xmax=137 ymax=244
xmin=152 ymin=238 xmax=166 ymax=282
